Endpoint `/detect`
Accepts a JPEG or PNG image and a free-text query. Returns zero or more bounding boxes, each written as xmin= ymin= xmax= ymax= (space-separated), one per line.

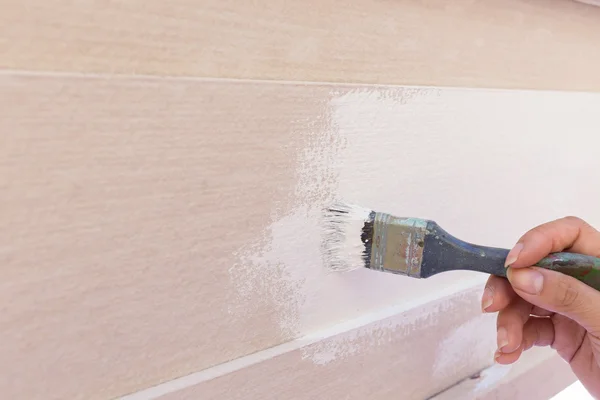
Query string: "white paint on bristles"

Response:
xmin=320 ymin=201 xmax=372 ymax=273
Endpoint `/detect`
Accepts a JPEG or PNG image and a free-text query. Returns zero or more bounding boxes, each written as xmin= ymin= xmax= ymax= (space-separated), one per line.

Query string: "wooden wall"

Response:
xmin=2 ymin=0 xmax=598 ymax=399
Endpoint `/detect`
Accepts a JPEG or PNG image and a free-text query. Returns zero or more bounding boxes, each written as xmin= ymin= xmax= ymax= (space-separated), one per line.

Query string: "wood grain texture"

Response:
xmin=2 ymin=0 xmax=600 ymax=90
xmin=0 ymin=73 xmax=316 ymax=399
xmin=3 ymin=72 xmax=600 ymax=398
xmin=126 ymin=287 xmax=497 ymax=400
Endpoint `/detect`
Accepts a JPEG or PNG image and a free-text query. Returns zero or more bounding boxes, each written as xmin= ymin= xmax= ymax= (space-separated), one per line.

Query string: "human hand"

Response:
xmin=481 ymin=217 xmax=600 ymax=398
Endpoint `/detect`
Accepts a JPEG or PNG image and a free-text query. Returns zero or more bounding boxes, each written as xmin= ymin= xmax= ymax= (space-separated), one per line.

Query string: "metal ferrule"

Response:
xmin=369 ymin=212 xmax=427 ymax=277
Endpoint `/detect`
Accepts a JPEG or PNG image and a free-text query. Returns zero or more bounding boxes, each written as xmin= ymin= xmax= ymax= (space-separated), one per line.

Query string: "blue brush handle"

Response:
xmin=420 ymin=221 xmax=600 ymax=291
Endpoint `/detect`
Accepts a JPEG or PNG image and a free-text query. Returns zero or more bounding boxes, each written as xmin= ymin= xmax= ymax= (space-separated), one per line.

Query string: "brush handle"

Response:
xmin=420 ymin=221 xmax=600 ymax=291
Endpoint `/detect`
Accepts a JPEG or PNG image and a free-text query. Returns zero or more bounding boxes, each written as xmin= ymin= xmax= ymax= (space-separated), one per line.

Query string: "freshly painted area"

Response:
xmin=551 ymin=381 xmax=594 ymax=400
xmin=123 ymin=286 xmax=495 ymax=400
xmin=2 ymin=73 xmax=600 ymax=398
xmin=2 ymin=0 xmax=600 ymax=398
xmin=431 ymin=347 xmax=576 ymax=400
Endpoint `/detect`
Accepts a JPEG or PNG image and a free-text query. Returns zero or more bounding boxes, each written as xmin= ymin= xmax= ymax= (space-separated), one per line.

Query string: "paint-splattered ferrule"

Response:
xmin=369 ymin=212 xmax=428 ymax=277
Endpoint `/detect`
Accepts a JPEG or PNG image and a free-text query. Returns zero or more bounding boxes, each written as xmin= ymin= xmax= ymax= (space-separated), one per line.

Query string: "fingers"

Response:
xmin=481 ymin=276 xmax=552 ymax=322
xmin=507 ymin=266 xmax=600 ymax=335
xmin=496 ymin=314 xmax=585 ymax=366
xmin=488 ymin=216 xmax=600 ymax=365
xmin=531 ymin=306 xmax=553 ymax=317
xmin=496 ymin=317 xmax=555 ymax=365
xmin=550 ymin=314 xmax=587 ymax=363
xmin=484 ymin=276 xmax=532 ymax=365
xmin=495 ymin=345 xmax=523 ymax=365
xmin=481 ymin=275 xmax=518 ymax=313
xmin=504 ymin=216 xmax=600 ymax=269
xmin=496 ymin=315 xmax=556 ymax=365
xmin=496 ymin=297 xmax=532 ymax=354
xmin=481 ymin=275 xmax=545 ymax=362
xmin=521 ymin=317 xmax=555 ymax=351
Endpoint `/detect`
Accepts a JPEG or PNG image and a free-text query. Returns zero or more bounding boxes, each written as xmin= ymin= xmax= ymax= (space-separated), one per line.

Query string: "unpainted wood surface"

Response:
xmin=3 ymin=73 xmax=600 ymax=398
xmin=2 ymin=0 xmax=600 ymax=90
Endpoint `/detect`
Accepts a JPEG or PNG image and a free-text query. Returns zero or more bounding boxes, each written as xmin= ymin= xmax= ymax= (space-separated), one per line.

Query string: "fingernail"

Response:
xmin=494 ymin=350 xmax=502 ymax=363
xmin=505 ymin=243 xmax=524 ymax=267
xmin=497 ymin=327 xmax=509 ymax=351
xmin=481 ymin=287 xmax=494 ymax=312
xmin=507 ymin=268 xmax=544 ymax=295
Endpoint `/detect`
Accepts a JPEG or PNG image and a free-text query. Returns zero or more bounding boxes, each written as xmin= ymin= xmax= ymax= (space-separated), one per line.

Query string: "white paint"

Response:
xmin=551 ymin=381 xmax=594 ymax=400
xmin=301 ymin=296 xmax=444 ymax=365
xmin=227 ymin=97 xmax=346 ymax=336
xmin=472 ymin=364 xmax=512 ymax=393
xmin=320 ymin=201 xmax=372 ymax=273
xmin=227 ymin=85 xmax=488 ymax=340
xmin=223 ymin=84 xmax=600 ymax=394
xmin=299 ymin=278 xmax=486 ymax=364
xmin=120 ymin=279 xmax=485 ymax=400
xmin=432 ymin=314 xmax=496 ymax=381
xmin=5 ymin=72 xmax=600 ymax=399
xmin=228 ymin=206 xmax=319 ymax=336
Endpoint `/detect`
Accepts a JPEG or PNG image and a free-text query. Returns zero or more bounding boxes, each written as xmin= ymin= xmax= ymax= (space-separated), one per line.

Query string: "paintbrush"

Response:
xmin=322 ymin=202 xmax=600 ymax=290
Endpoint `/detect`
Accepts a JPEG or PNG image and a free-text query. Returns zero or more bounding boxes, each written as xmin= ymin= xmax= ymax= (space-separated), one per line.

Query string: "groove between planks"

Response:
xmin=3 ymin=71 xmax=600 ymax=399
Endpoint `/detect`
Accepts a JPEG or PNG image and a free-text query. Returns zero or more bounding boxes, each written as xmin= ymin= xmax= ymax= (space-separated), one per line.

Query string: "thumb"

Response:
xmin=507 ymin=266 xmax=600 ymax=333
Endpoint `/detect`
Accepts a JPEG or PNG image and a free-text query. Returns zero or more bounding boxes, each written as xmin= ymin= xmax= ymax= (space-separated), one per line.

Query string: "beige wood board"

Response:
xmin=124 ymin=287 xmax=496 ymax=400
xmin=2 ymin=0 xmax=600 ymax=90
xmin=2 ymin=72 xmax=600 ymax=398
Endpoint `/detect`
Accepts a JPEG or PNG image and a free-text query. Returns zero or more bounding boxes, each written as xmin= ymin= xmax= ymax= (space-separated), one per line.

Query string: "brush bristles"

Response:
xmin=321 ymin=201 xmax=375 ymax=272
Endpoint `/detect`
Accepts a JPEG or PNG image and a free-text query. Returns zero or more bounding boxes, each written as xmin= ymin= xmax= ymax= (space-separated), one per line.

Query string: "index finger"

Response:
xmin=506 ymin=216 xmax=600 ymax=269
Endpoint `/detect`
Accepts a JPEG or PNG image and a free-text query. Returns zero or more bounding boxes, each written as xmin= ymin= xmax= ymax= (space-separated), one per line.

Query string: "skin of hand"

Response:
xmin=481 ymin=216 xmax=600 ymax=398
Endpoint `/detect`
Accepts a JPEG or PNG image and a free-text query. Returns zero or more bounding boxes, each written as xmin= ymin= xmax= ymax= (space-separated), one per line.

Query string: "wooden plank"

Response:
xmin=430 ymin=347 xmax=577 ymax=400
xmin=123 ymin=287 xmax=497 ymax=400
xmin=2 ymin=0 xmax=600 ymax=90
xmin=2 ymin=72 xmax=600 ymax=398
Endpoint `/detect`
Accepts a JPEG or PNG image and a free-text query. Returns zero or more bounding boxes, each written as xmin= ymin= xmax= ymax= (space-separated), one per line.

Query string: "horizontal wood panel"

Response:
xmin=3 ymin=73 xmax=600 ymax=398
xmin=432 ymin=347 xmax=576 ymax=400
xmin=125 ymin=287 xmax=497 ymax=400
xmin=2 ymin=0 xmax=600 ymax=90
